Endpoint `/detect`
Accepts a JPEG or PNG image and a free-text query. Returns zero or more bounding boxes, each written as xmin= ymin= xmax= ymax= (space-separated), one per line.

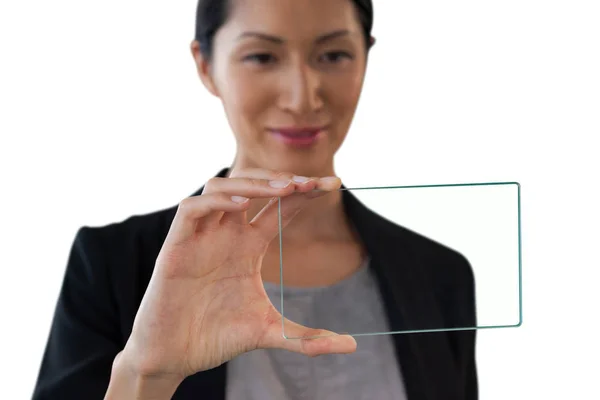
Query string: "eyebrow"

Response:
xmin=237 ymin=29 xmax=352 ymax=45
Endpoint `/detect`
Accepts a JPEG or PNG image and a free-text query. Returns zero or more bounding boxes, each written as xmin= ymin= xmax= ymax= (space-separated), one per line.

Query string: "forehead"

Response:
xmin=221 ymin=0 xmax=362 ymax=40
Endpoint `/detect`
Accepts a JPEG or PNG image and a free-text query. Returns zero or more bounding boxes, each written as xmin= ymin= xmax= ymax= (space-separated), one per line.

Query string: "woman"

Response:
xmin=33 ymin=0 xmax=478 ymax=399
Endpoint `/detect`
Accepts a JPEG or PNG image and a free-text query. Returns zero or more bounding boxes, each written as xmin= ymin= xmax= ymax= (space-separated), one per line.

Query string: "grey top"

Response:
xmin=225 ymin=258 xmax=408 ymax=400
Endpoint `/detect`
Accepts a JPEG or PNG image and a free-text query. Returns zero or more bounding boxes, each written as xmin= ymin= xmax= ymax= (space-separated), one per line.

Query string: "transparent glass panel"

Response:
xmin=275 ymin=182 xmax=522 ymax=339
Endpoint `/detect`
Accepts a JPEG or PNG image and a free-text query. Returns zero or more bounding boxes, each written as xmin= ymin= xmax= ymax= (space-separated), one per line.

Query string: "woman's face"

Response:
xmin=192 ymin=0 xmax=369 ymax=176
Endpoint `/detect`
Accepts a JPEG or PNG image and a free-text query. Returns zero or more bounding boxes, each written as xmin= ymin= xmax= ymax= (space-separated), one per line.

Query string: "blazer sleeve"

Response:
xmin=32 ymin=226 xmax=123 ymax=399
xmin=446 ymin=252 xmax=478 ymax=400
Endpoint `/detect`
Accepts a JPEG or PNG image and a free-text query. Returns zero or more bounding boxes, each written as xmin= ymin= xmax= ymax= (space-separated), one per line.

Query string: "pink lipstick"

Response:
xmin=269 ymin=126 xmax=326 ymax=147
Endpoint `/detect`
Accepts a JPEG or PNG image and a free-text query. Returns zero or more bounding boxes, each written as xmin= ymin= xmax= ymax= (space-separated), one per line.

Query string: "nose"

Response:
xmin=277 ymin=62 xmax=324 ymax=115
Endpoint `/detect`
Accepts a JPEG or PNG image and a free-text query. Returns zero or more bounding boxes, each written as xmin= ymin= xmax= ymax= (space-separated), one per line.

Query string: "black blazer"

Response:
xmin=33 ymin=167 xmax=477 ymax=400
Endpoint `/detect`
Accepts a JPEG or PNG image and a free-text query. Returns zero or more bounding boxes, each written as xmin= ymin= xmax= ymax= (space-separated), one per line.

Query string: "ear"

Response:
xmin=368 ymin=36 xmax=376 ymax=49
xmin=190 ymin=40 xmax=219 ymax=97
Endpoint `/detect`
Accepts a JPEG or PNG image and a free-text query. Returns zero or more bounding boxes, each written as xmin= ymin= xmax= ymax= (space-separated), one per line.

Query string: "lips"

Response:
xmin=268 ymin=126 xmax=326 ymax=146
xmin=271 ymin=127 xmax=324 ymax=136
xmin=279 ymin=131 xmax=317 ymax=137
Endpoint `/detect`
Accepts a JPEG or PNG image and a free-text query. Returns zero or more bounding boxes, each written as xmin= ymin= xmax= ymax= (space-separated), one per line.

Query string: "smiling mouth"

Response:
xmin=268 ymin=126 xmax=327 ymax=146
xmin=279 ymin=131 xmax=318 ymax=137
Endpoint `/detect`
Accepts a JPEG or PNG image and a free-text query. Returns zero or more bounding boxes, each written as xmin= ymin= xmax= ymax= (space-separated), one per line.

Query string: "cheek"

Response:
xmin=326 ymin=70 xmax=364 ymax=118
xmin=342 ymin=79 xmax=363 ymax=110
xmin=218 ymin=68 xmax=273 ymax=132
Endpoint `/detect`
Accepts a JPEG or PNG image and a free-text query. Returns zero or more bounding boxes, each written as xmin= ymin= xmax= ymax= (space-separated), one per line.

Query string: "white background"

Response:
xmin=1 ymin=0 xmax=599 ymax=398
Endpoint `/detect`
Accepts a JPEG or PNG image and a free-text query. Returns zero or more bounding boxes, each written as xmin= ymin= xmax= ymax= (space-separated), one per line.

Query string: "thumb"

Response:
xmin=258 ymin=312 xmax=357 ymax=357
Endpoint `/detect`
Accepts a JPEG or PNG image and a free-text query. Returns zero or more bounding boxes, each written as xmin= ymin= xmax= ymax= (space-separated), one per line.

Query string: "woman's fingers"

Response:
xmin=167 ymin=170 xmax=342 ymax=244
xmin=227 ymin=168 xmax=322 ymax=195
xmin=166 ymin=193 xmax=252 ymax=244
xmin=197 ymin=175 xmax=297 ymax=225
xmin=259 ymin=313 xmax=357 ymax=357
xmin=249 ymin=176 xmax=343 ymax=242
xmin=215 ymin=171 xmax=318 ymax=225
xmin=167 ymin=193 xmax=250 ymax=243
xmin=305 ymin=176 xmax=342 ymax=198
xmin=202 ymin=176 xmax=298 ymax=197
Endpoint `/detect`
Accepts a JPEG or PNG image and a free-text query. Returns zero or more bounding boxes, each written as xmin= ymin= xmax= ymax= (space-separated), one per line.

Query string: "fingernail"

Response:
xmin=292 ymin=176 xmax=311 ymax=183
xmin=231 ymin=196 xmax=248 ymax=203
xmin=269 ymin=180 xmax=291 ymax=188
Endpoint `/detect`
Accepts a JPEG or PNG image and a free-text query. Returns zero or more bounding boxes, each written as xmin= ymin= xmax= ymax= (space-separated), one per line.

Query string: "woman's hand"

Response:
xmin=118 ymin=168 xmax=357 ymax=384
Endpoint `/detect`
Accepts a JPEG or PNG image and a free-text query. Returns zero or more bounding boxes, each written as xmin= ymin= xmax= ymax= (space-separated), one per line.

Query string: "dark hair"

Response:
xmin=194 ymin=0 xmax=374 ymax=61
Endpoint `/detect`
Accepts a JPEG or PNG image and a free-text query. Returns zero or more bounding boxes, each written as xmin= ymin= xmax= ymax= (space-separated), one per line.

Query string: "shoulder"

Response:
xmin=71 ymin=203 xmax=179 ymax=325
xmin=77 ymin=203 xmax=177 ymax=267
xmin=86 ymin=201 xmax=178 ymax=236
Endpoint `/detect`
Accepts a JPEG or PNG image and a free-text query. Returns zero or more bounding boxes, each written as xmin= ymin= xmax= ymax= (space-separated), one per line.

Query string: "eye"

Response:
xmin=243 ymin=53 xmax=276 ymax=65
xmin=319 ymin=51 xmax=353 ymax=64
